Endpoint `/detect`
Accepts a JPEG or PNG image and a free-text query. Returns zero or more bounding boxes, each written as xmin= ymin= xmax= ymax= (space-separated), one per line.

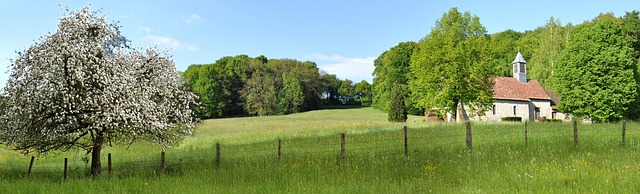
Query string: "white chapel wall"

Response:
xmin=464 ymin=100 xmax=530 ymax=122
xmin=531 ymin=99 xmax=553 ymax=120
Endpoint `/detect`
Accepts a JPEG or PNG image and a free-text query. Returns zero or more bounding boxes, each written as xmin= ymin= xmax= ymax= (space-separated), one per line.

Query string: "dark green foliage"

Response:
xmin=621 ymin=10 xmax=640 ymax=119
xmin=320 ymin=73 xmax=371 ymax=107
xmin=242 ymin=67 xmax=278 ymax=116
xmin=182 ymin=55 xmax=324 ymax=117
xmin=182 ymin=64 xmax=226 ymax=118
xmin=622 ymin=11 xmax=640 ymax=54
xmin=338 ymin=79 xmax=355 ymax=105
xmin=354 ymin=80 xmax=373 ymax=107
xmin=388 ymin=83 xmax=407 ymax=122
xmin=321 ymin=73 xmax=342 ymax=105
xmin=182 ymin=55 xmax=255 ymax=118
xmin=556 ymin=16 xmax=638 ymax=122
xmin=489 ymin=29 xmax=522 ymax=77
xmin=501 ymin=116 xmax=522 ymax=122
xmin=543 ymin=118 xmax=562 ymax=123
xmin=278 ymin=72 xmax=304 ymax=114
xmin=372 ymin=42 xmax=418 ymax=113
xmin=325 ymin=78 xmax=374 ymax=106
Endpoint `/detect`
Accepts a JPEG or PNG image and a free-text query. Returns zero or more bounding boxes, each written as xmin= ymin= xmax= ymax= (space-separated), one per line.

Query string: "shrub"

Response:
xmin=501 ymin=116 xmax=522 ymax=122
xmin=388 ymin=82 xmax=407 ymax=122
xmin=543 ymin=118 xmax=563 ymax=123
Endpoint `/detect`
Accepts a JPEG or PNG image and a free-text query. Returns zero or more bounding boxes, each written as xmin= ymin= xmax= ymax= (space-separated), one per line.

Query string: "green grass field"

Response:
xmin=1 ymin=107 xmax=640 ymax=193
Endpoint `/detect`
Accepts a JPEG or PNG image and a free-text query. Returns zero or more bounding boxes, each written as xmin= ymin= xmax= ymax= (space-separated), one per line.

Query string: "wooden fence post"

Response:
xmin=28 ymin=156 xmax=34 ymax=177
xmin=466 ymin=121 xmax=472 ymax=156
xmin=215 ymin=143 xmax=221 ymax=171
xmin=622 ymin=120 xmax=627 ymax=147
xmin=404 ymin=126 xmax=408 ymax=158
xmin=160 ymin=151 xmax=166 ymax=173
xmin=340 ymin=133 xmax=346 ymax=164
xmin=524 ymin=121 xmax=528 ymax=148
xmin=573 ymin=120 xmax=579 ymax=148
xmin=278 ymin=139 xmax=282 ymax=162
xmin=108 ymin=153 xmax=112 ymax=175
xmin=64 ymin=158 xmax=68 ymax=180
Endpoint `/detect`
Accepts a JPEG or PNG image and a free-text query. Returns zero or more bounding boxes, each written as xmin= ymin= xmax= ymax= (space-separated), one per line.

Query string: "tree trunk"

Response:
xmin=91 ymin=133 xmax=104 ymax=176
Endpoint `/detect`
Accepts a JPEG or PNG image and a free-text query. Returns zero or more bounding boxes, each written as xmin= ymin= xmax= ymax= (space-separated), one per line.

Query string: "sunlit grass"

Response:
xmin=180 ymin=107 xmax=425 ymax=148
xmin=1 ymin=107 xmax=640 ymax=193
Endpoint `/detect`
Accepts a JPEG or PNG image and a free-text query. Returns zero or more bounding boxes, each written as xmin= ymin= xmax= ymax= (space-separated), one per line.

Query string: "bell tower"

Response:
xmin=512 ymin=51 xmax=527 ymax=83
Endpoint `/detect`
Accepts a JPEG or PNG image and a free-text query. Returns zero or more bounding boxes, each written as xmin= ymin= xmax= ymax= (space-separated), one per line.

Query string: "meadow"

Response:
xmin=1 ymin=107 xmax=640 ymax=193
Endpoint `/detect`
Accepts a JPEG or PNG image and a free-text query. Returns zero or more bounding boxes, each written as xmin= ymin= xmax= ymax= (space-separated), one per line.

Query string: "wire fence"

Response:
xmin=1 ymin=120 xmax=639 ymax=180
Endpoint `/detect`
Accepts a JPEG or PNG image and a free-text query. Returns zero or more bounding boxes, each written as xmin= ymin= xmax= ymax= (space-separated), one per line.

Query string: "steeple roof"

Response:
xmin=512 ymin=51 xmax=526 ymax=64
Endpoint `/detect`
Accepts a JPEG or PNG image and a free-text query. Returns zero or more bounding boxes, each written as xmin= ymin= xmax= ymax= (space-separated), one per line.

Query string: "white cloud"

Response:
xmin=185 ymin=14 xmax=201 ymax=24
xmin=142 ymin=35 xmax=198 ymax=52
xmin=139 ymin=26 xmax=152 ymax=33
xmin=309 ymin=54 xmax=375 ymax=83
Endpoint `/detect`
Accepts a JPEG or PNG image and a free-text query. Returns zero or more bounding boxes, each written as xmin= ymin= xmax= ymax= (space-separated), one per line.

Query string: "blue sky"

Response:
xmin=1 ymin=1 xmax=639 ymax=88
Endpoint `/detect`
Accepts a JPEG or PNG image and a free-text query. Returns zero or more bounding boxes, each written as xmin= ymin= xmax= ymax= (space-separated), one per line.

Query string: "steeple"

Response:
xmin=512 ymin=51 xmax=527 ymax=83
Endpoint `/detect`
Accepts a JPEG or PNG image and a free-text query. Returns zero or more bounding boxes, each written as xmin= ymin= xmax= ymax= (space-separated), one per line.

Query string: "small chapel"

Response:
xmin=460 ymin=51 xmax=570 ymax=122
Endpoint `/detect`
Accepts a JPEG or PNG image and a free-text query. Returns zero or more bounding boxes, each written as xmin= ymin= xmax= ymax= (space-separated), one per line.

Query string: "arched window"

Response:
xmin=492 ymin=105 xmax=496 ymax=115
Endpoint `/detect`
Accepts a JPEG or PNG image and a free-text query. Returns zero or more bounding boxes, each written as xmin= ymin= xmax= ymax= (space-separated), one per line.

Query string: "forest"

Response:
xmin=181 ymin=55 xmax=372 ymax=118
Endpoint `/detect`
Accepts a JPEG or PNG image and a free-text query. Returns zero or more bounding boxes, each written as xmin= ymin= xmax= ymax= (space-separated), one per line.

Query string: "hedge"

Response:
xmin=501 ymin=116 xmax=522 ymax=122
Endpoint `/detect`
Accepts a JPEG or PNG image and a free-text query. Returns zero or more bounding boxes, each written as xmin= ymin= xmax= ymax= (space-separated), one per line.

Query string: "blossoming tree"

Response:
xmin=0 ymin=7 xmax=196 ymax=175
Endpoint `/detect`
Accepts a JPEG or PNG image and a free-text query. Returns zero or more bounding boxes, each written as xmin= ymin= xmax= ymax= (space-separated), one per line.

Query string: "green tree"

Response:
xmin=183 ymin=55 xmax=324 ymax=117
xmin=338 ymin=79 xmax=355 ymax=105
xmin=515 ymin=28 xmax=542 ymax=66
xmin=372 ymin=53 xmax=389 ymax=109
xmin=293 ymin=61 xmax=323 ymax=111
xmin=265 ymin=59 xmax=323 ymax=111
xmin=182 ymin=64 xmax=226 ymax=118
xmin=372 ymin=42 xmax=417 ymax=112
xmin=242 ymin=68 xmax=278 ymax=116
xmin=321 ymin=72 xmax=342 ymax=105
xmin=621 ymin=10 xmax=640 ymax=119
xmin=182 ymin=55 xmax=255 ymax=118
xmin=217 ymin=55 xmax=253 ymax=116
xmin=388 ymin=82 xmax=407 ymax=122
xmin=529 ymin=17 xmax=571 ymax=89
xmin=354 ymin=80 xmax=372 ymax=106
xmin=556 ymin=16 xmax=638 ymax=122
xmin=622 ymin=10 xmax=640 ymax=53
xmin=489 ymin=29 xmax=522 ymax=77
xmin=409 ymin=7 xmax=494 ymax=118
xmin=278 ymin=72 xmax=304 ymax=114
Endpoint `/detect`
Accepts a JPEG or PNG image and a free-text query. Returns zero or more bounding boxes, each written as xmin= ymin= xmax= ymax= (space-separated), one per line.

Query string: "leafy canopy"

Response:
xmin=556 ymin=15 xmax=638 ymax=122
xmin=372 ymin=42 xmax=417 ymax=113
xmin=409 ymin=7 xmax=494 ymax=117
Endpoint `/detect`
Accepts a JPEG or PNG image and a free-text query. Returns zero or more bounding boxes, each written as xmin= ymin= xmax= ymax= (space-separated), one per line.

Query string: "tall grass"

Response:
xmin=1 ymin=107 xmax=640 ymax=193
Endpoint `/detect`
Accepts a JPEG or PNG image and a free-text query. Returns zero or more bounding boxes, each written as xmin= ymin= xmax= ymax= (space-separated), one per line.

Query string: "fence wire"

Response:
xmin=3 ymin=122 xmax=640 ymax=179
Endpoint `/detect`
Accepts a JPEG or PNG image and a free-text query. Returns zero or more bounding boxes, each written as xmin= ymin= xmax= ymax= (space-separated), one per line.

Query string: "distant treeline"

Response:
xmin=182 ymin=55 xmax=372 ymax=118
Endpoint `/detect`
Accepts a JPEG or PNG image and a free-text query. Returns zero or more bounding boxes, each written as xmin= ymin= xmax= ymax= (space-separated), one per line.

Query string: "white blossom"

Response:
xmin=0 ymin=7 xmax=196 ymax=157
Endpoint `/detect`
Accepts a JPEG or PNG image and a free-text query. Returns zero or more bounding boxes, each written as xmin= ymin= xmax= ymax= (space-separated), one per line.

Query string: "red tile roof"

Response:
xmin=493 ymin=77 xmax=552 ymax=101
